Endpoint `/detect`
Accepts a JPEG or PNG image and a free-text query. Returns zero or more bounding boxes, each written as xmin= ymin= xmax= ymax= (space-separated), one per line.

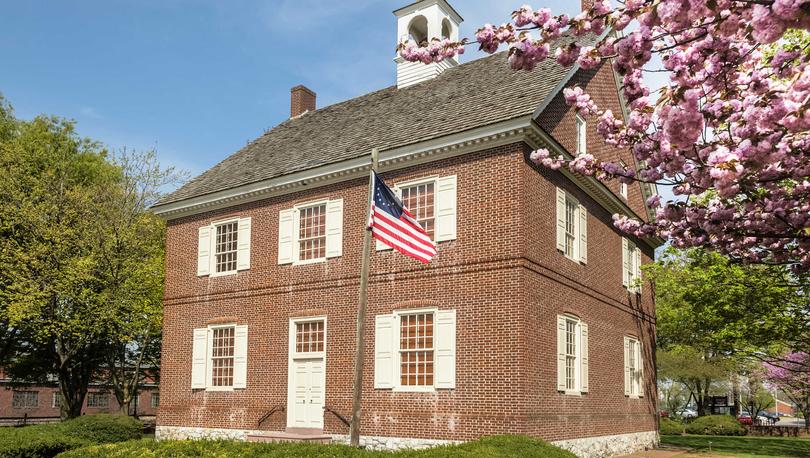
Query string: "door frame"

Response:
xmin=286 ymin=316 xmax=327 ymax=429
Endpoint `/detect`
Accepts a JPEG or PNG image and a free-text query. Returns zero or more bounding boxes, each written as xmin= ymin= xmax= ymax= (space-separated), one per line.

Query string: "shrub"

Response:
xmin=684 ymin=415 xmax=747 ymax=436
xmin=0 ymin=414 xmax=143 ymax=458
xmin=659 ymin=418 xmax=684 ymax=435
xmin=58 ymin=435 xmax=577 ymax=458
xmin=57 ymin=414 xmax=143 ymax=443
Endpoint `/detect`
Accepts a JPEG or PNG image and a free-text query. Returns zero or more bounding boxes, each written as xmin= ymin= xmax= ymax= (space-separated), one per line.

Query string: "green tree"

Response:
xmin=658 ymin=346 xmax=731 ymax=417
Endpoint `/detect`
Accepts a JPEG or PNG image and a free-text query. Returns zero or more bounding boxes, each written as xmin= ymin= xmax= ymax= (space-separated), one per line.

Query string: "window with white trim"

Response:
xmin=401 ymin=182 xmax=436 ymax=241
xmin=151 ymin=393 xmax=159 ymax=408
xmin=295 ymin=320 xmax=325 ymax=353
xmin=623 ymin=238 xmax=643 ymax=293
xmin=12 ymin=391 xmax=38 ymax=408
xmin=576 ymin=115 xmax=587 ymax=156
xmin=564 ymin=197 xmax=578 ymax=259
xmin=211 ymin=326 xmax=235 ymax=388
xmin=87 ymin=392 xmax=109 ymax=408
xmin=399 ymin=312 xmax=435 ymax=387
xmin=556 ymin=188 xmax=586 ymax=263
xmin=298 ymin=204 xmax=327 ymax=262
xmin=625 ymin=336 xmax=643 ymax=397
xmin=214 ymin=221 xmax=238 ymax=274
xmin=557 ymin=314 xmax=588 ymax=394
xmin=52 ymin=392 xmax=60 ymax=408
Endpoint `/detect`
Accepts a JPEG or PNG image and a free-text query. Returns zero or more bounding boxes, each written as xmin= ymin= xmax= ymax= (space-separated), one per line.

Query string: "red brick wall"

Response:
xmin=0 ymin=385 xmax=159 ymax=419
xmin=158 ymin=129 xmax=657 ymax=441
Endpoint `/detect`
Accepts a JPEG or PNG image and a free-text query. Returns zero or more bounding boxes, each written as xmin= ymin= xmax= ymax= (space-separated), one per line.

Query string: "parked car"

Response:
xmin=680 ymin=409 xmax=698 ymax=419
xmin=737 ymin=413 xmax=753 ymax=425
xmin=659 ymin=410 xmax=670 ymax=418
xmin=759 ymin=412 xmax=780 ymax=424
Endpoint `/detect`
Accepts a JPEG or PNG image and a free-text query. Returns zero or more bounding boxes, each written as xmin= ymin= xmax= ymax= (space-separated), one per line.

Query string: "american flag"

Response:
xmin=368 ymin=171 xmax=437 ymax=264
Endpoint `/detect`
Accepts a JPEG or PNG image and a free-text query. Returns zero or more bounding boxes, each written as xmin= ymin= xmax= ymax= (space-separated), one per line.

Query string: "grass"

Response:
xmin=661 ymin=434 xmax=810 ymax=458
xmin=56 ymin=435 xmax=576 ymax=458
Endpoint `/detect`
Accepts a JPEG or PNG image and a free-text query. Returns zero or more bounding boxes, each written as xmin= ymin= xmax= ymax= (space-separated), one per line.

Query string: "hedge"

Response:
xmin=0 ymin=414 xmax=143 ymax=458
xmin=58 ymin=435 xmax=576 ymax=458
xmin=659 ymin=418 xmax=684 ymax=435
xmin=684 ymin=415 xmax=747 ymax=436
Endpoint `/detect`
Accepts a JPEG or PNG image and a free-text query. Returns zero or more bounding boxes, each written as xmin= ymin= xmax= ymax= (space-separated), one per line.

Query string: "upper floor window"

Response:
xmin=12 ymin=391 xmax=38 ymax=408
xmin=576 ymin=115 xmax=587 ymax=156
xmin=87 ymin=392 xmax=109 ymax=408
xmin=622 ymin=238 xmax=642 ymax=293
xmin=556 ymin=188 xmax=587 ymax=264
xmin=556 ymin=315 xmax=589 ymax=395
xmin=619 ymin=162 xmax=628 ymax=199
xmin=215 ymin=221 xmax=239 ymax=274
xmin=624 ymin=336 xmax=644 ymax=397
xmin=197 ymin=217 xmax=252 ymax=277
xmin=298 ymin=204 xmax=327 ymax=262
xmin=401 ymin=181 xmax=436 ymax=241
xmin=278 ymin=199 xmax=343 ymax=265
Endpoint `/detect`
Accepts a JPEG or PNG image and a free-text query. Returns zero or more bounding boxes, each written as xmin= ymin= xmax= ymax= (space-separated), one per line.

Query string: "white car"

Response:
xmin=680 ymin=409 xmax=698 ymax=419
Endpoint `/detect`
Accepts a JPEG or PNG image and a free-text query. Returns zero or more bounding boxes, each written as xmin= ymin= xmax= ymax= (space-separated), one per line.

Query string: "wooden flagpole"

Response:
xmin=349 ymin=148 xmax=378 ymax=447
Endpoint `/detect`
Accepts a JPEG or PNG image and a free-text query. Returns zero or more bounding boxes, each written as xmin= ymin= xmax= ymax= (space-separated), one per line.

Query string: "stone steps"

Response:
xmin=246 ymin=429 xmax=332 ymax=444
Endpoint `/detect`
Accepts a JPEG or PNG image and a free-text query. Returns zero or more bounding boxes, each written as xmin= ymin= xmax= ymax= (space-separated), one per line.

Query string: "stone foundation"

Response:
xmin=156 ymin=426 xmax=657 ymax=457
xmin=552 ymin=431 xmax=659 ymax=458
xmin=331 ymin=434 xmax=459 ymax=451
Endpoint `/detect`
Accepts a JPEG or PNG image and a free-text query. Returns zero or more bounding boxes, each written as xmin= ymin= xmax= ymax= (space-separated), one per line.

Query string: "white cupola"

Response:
xmin=394 ymin=0 xmax=463 ymax=89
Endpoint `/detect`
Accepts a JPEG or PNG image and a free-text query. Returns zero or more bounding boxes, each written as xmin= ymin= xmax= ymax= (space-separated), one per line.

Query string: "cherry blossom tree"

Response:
xmin=399 ymin=1 xmax=810 ymax=271
xmin=766 ymin=352 xmax=810 ymax=428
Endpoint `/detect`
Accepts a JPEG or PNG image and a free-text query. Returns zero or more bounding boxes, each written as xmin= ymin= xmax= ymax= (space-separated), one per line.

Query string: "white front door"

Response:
xmin=289 ymin=358 xmax=325 ymax=428
xmin=287 ymin=318 xmax=327 ymax=430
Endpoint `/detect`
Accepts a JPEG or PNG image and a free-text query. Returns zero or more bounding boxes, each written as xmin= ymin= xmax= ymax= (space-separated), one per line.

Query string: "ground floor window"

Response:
xmin=13 ymin=391 xmax=38 ymax=408
xmin=399 ymin=312 xmax=435 ymax=387
xmin=151 ymin=393 xmax=159 ymax=408
xmin=87 ymin=392 xmax=109 ymax=408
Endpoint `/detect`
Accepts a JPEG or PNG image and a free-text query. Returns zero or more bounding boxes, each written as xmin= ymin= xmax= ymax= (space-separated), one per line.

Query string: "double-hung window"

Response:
xmin=298 ymin=204 xmax=327 ymax=262
xmin=399 ymin=312 xmax=435 ymax=388
xmin=151 ymin=393 xmax=160 ymax=408
xmin=400 ymin=182 xmax=436 ymax=241
xmin=278 ymin=200 xmax=343 ymax=265
xmin=624 ymin=336 xmax=644 ymax=397
xmin=197 ymin=217 xmax=252 ymax=277
xmin=12 ymin=391 xmax=38 ymax=409
xmin=556 ymin=188 xmax=587 ymax=264
xmin=191 ymin=324 xmax=248 ymax=391
xmin=622 ymin=238 xmax=643 ymax=293
xmin=374 ymin=308 xmax=456 ymax=391
xmin=52 ymin=392 xmax=61 ymax=408
xmin=556 ymin=315 xmax=589 ymax=394
xmin=87 ymin=392 xmax=109 ymax=408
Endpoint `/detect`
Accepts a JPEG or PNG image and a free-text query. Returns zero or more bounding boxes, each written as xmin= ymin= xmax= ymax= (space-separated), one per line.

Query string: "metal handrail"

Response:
xmin=257 ymin=405 xmax=285 ymax=428
xmin=324 ymin=405 xmax=350 ymax=428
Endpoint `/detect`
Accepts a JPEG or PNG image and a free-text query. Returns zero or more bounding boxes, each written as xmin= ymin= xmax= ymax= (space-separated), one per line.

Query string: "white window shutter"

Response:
xmin=622 ymin=238 xmax=630 ymax=288
xmin=278 ymin=209 xmax=295 ymax=265
xmin=580 ymin=322 xmax=589 ymax=393
xmin=191 ymin=328 xmax=208 ymax=389
xmin=578 ymin=204 xmax=588 ymax=264
xmin=236 ymin=217 xmax=252 ymax=271
xmin=435 ymin=175 xmax=457 ymax=242
xmin=634 ymin=247 xmax=643 ymax=294
xmin=374 ymin=315 xmax=395 ymax=389
xmin=623 ymin=337 xmax=631 ymax=396
xmin=435 ymin=309 xmax=456 ymax=389
xmin=556 ymin=315 xmax=567 ymax=391
xmin=233 ymin=325 xmax=248 ymax=389
xmin=556 ymin=188 xmax=566 ymax=252
xmin=637 ymin=341 xmax=644 ymax=397
xmin=197 ymin=227 xmax=212 ymax=277
xmin=325 ymin=199 xmax=344 ymax=258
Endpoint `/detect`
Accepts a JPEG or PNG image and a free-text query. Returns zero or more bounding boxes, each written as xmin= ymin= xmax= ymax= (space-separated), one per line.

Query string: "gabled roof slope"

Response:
xmin=158 ymin=43 xmax=585 ymax=207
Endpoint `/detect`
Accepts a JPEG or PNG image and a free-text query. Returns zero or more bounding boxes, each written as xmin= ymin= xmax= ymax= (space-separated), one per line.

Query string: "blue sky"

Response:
xmin=0 ymin=0 xmax=594 ymax=178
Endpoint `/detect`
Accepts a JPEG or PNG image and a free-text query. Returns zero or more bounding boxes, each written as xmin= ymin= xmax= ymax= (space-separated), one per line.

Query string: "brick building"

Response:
xmin=0 ymin=367 xmax=159 ymax=423
xmin=152 ymin=1 xmax=661 ymax=456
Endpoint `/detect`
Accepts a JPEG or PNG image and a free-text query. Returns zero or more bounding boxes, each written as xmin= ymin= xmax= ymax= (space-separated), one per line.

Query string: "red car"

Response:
xmin=737 ymin=414 xmax=753 ymax=425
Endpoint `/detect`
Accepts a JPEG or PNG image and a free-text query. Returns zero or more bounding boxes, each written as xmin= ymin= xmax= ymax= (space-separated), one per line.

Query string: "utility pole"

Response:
xmin=349 ymin=148 xmax=379 ymax=447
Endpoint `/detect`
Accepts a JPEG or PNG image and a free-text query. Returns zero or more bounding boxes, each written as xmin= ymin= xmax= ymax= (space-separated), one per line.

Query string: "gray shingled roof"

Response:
xmin=157 ymin=46 xmax=581 ymax=207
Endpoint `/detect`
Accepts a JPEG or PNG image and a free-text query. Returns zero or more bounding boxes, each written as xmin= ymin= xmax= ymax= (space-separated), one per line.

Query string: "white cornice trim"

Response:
xmin=152 ymin=116 xmax=532 ymax=220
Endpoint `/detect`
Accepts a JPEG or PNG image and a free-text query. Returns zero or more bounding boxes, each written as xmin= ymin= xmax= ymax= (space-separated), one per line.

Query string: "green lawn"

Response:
xmin=661 ymin=435 xmax=810 ymax=458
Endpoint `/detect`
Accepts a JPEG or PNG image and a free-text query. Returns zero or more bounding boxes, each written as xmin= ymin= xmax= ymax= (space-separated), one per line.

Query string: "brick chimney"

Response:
xmin=582 ymin=0 xmax=594 ymax=10
xmin=290 ymin=85 xmax=316 ymax=118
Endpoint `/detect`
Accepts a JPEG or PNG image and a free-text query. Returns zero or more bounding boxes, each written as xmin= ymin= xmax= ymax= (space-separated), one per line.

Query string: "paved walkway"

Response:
xmin=618 ymin=449 xmax=688 ymax=458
